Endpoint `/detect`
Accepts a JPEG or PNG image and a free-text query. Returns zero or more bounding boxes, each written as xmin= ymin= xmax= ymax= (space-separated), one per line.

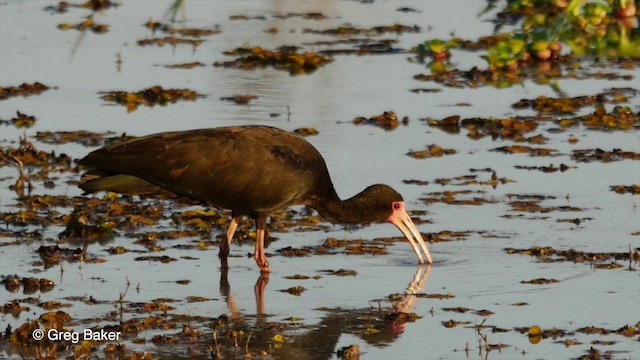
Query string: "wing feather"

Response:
xmin=79 ymin=126 xmax=334 ymax=212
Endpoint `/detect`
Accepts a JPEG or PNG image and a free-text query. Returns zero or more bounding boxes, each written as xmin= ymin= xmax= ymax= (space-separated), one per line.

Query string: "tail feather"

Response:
xmin=79 ymin=170 xmax=177 ymax=198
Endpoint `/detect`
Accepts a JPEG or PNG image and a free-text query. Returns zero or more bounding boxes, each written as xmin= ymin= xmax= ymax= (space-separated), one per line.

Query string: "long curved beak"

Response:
xmin=388 ymin=204 xmax=433 ymax=264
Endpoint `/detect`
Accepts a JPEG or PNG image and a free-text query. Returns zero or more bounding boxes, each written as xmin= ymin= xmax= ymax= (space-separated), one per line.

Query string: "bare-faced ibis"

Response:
xmin=79 ymin=126 xmax=432 ymax=273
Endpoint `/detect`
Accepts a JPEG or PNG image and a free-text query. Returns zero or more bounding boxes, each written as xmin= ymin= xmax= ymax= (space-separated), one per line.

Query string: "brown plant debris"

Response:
xmin=407 ymin=144 xmax=456 ymax=159
xmin=144 ymin=19 xmax=221 ymax=37
xmin=0 ymin=82 xmax=50 ymax=100
xmin=508 ymin=200 xmax=582 ymax=213
xmin=100 ymin=86 xmax=200 ymax=112
xmin=214 ymin=46 xmax=332 ymax=75
xmin=274 ymin=12 xmax=328 ymax=20
xmin=442 ymin=319 xmax=471 ymax=328
xmin=46 ymin=0 xmax=117 ymax=13
xmin=492 ymin=145 xmax=556 ymax=156
xmin=557 ymin=104 xmax=638 ymax=130
xmin=35 ymin=130 xmax=114 ymax=146
xmin=138 ymin=36 xmax=203 ymax=47
xmin=0 ymin=111 xmax=36 ymax=128
xmin=221 ymin=94 xmax=257 ymax=104
xmin=427 ymin=115 xmax=542 ymax=141
xmin=515 ymin=163 xmax=573 ymax=173
xmin=421 ymin=190 xmax=498 ymax=206
xmin=520 ymin=278 xmax=560 ymax=285
xmin=134 ymin=255 xmax=177 ymax=263
xmin=571 ymin=148 xmax=640 ymax=162
xmin=278 ymin=286 xmax=306 ymax=296
xmin=609 ymin=185 xmax=640 ymax=195
xmin=0 ymin=135 xmax=72 ymax=168
xmin=58 ymin=16 xmax=109 ymax=33
xmin=164 ymin=62 xmax=206 ymax=69
xmin=303 ymin=24 xmax=420 ymax=36
xmin=513 ymin=96 xmax=590 ymax=113
xmin=433 ymin=172 xmax=515 ymax=187
xmin=229 ymin=15 xmax=266 ymax=21
xmin=505 ymin=246 xmax=639 ymax=268
xmin=319 ymin=269 xmax=357 ymax=276
xmin=415 ymin=293 xmax=455 ymax=299
xmin=353 ymin=111 xmax=407 ymax=130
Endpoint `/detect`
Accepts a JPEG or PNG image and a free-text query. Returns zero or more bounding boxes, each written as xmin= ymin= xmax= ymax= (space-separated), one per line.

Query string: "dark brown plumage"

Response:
xmin=79 ymin=125 xmax=432 ymax=272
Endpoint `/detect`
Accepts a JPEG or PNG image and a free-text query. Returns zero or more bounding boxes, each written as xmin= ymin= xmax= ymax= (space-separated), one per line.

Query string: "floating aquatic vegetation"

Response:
xmin=220 ymin=94 xmax=257 ymax=104
xmin=0 ymin=135 xmax=73 ymax=175
xmin=164 ymin=62 xmax=206 ymax=69
xmin=508 ymin=200 xmax=582 ymax=213
xmin=513 ymin=88 xmax=636 ymax=113
xmin=492 ymin=145 xmax=557 ymax=157
xmin=407 ymin=144 xmax=456 ymax=159
xmin=609 ymin=185 xmax=640 ymax=195
xmin=520 ymin=278 xmax=560 ymax=285
xmin=557 ymin=104 xmax=639 ymax=130
xmin=515 ymin=163 xmax=574 ymax=173
xmin=274 ymin=12 xmax=328 ymax=20
xmin=100 ymin=86 xmax=201 ymax=112
xmin=137 ymin=36 xmax=203 ymax=47
xmin=412 ymin=1 xmax=640 ymax=89
xmin=44 ymin=0 xmax=118 ymax=13
xmin=571 ymin=148 xmax=640 ymax=162
xmin=58 ymin=15 xmax=109 ymax=33
xmin=431 ymin=171 xmax=515 ymax=188
xmin=442 ymin=319 xmax=472 ymax=328
xmin=34 ymin=130 xmax=114 ymax=146
xmin=214 ymin=46 xmax=332 ymax=75
xmin=0 ymin=111 xmax=36 ymax=128
xmin=319 ymin=269 xmax=357 ymax=276
xmin=137 ymin=19 xmax=220 ymax=48
xmin=304 ymin=24 xmax=420 ymax=36
xmin=505 ymin=246 xmax=639 ymax=269
xmin=427 ymin=115 xmax=542 ymax=141
xmin=229 ymin=15 xmax=266 ymax=21
xmin=0 ymin=82 xmax=50 ymax=100
xmin=278 ymin=286 xmax=306 ymax=296
xmin=277 ymin=246 xmax=311 ymax=257
xmin=421 ymin=190 xmax=498 ymax=206
xmin=144 ymin=19 xmax=221 ymax=37
xmin=353 ymin=111 xmax=406 ymax=130
xmin=442 ymin=307 xmax=494 ymax=316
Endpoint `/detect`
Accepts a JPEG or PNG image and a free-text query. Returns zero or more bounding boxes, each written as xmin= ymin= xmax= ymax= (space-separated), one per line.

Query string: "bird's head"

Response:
xmin=360 ymin=184 xmax=433 ymax=265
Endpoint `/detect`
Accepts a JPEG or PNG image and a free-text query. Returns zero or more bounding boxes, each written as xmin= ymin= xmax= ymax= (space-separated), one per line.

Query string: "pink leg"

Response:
xmin=219 ymin=216 xmax=240 ymax=269
xmin=254 ymin=228 xmax=270 ymax=273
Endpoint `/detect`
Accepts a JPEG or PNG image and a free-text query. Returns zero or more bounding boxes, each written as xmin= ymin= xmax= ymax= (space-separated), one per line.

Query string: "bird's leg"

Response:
xmin=219 ymin=215 xmax=240 ymax=269
xmin=254 ymin=215 xmax=270 ymax=273
xmin=254 ymin=228 xmax=270 ymax=273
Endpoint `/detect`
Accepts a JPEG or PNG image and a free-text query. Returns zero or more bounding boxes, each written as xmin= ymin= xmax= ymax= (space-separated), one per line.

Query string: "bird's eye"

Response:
xmin=393 ymin=202 xmax=401 ymax=209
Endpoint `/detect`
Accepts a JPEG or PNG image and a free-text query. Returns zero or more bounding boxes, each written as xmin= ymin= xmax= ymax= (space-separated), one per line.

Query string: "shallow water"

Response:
xmin=1 ymin=1 xmax=639 ymax=359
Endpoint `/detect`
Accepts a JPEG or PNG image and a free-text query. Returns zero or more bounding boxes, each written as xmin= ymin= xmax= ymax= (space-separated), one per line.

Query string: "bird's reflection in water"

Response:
xmin=219 ymin=265 xmax=431 ymax=359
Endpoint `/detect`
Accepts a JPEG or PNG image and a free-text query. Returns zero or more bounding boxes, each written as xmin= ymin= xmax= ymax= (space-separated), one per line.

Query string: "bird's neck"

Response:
xmin=313 ymin=190 xmax=375 ymax=224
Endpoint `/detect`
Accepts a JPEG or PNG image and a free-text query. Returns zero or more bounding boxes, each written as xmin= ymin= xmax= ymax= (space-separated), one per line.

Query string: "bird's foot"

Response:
xmin=254 ymin=253 xmax=270 ymax=273
xmin=257 ymin=259 xmax=270 ymax=274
